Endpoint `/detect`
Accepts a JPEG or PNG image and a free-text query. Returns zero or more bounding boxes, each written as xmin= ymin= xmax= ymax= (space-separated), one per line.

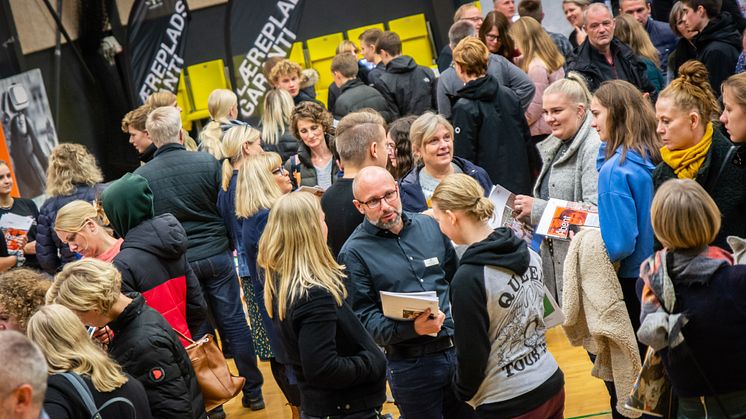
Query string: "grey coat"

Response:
xmin=436 ymin=53 xmax=535 ymax=119
xmin=529 ymin=113 xmax=601 ymax=303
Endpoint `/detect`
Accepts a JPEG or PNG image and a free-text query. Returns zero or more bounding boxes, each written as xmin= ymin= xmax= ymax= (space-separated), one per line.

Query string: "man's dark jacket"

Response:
xmin=333 ymin=79 xmax=393 ymax=122
xmin=374 ymin=55 xmax=436 ymax=118
xmin=567 ymin=38 xmax=656 ymax=97
xmin=133 ymin=143 xmax=229 ymax=261
xmin=691 ymin=13 xmax=742 ymax=94
xmin=452 ymin=75 xmax=533 ymax=195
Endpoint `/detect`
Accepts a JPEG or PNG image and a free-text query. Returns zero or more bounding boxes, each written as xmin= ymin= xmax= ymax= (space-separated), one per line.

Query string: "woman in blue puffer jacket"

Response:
xmin=36 ymin=143 xmax=105 ymax=274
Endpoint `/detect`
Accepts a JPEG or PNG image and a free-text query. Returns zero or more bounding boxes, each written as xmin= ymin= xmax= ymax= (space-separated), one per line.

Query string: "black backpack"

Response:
xmin=59 ymin=372 xmax=136 ymax=419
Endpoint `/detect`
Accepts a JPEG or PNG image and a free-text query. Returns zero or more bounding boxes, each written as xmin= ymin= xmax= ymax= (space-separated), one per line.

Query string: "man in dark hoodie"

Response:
xmin=451 ymin=37 xmax=534 ymax=195
xmin=680 ymin=0 xmax=742 ymax=93
xmin=373 ymin=31 xmax=436 ymax=118
xmin=331 ymin=53 xmax=392 ymax=122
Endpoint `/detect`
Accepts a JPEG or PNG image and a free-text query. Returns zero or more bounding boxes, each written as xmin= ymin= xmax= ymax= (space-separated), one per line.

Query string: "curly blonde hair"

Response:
xmin=0 ymin=269 xmax=50 ymax=332
xmin=45 ymin=143 xmax=103 ymax=197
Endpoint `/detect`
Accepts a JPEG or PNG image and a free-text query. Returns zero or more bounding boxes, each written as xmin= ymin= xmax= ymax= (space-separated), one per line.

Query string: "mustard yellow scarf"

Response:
xmin=660 ymin=123 xmax=713 ymax=179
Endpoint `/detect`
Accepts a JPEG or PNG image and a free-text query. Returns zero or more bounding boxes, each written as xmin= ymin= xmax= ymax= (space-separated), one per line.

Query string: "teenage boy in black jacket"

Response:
xmin=373 ymin=31 xmax=436 ymax=118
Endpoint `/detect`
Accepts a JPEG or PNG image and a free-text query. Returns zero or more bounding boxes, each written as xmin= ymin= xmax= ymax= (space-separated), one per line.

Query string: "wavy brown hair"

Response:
xmin=45 ymin=143 xmax=103 ymax=197
xmin=0 ymin=269 xmax=50 ymax=332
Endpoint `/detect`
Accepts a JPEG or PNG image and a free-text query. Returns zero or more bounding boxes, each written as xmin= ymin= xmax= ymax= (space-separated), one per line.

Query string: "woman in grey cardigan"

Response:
xmin=513 ymin=73 xmax=601 ymax=304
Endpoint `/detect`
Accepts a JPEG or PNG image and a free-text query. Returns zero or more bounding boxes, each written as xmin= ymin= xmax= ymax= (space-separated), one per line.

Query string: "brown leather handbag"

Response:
xmin=174 ymin=329 xmax=245 ymax=411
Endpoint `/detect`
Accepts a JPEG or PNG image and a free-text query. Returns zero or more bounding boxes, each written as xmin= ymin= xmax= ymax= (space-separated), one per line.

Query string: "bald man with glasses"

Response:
xmin=338 ymin=166 xmax=474 ymax=419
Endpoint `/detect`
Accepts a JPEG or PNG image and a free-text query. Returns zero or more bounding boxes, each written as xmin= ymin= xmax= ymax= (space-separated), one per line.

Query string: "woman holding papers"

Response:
xmin=0 ymin=160 xmax=39 ymax=269
xmin=430 ymin=174 xmax=564 ymax=418
xmin=514 ymin=74 xmax=601 ymax=304
xmin=259 ymin=192 xmax=387 ymax=419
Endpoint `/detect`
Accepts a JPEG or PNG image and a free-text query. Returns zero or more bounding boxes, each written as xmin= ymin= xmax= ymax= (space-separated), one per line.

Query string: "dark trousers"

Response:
xmin=386 ymin=348 xmax=475 ymax=419
xmin=191 ymin=249 xmax=264 ymax=399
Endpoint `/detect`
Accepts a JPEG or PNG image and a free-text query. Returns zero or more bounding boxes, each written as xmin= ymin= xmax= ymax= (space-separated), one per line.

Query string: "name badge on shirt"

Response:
xmin=424 ymin=257 xmax=439 ymax=267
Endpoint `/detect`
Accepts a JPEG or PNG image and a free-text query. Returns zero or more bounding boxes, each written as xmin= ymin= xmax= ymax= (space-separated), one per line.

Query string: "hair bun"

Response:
xmin=678 ymin=60 xmax=710 ymax=86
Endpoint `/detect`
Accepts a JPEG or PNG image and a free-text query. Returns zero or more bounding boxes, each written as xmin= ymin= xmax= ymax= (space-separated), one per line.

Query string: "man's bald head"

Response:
xmin=352 ymin=166 xmax=396 ymax=200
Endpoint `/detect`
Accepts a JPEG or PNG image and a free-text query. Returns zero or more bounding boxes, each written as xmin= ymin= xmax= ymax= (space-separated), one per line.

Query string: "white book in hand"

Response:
xmin=379 ymin=291 xmax=439 ymax=321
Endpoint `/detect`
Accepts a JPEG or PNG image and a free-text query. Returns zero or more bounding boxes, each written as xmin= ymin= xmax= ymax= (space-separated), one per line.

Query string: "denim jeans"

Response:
xmin=191 ymin=249 xmax=264 ymax=399
xmin=386 ymin=348 xmax=475 ymax=419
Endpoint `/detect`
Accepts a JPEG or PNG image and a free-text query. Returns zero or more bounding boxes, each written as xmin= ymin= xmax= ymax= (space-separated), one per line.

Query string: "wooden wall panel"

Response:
xmin=10 ymin=0 xmax=227 ymax=54
xmin=10 ymin=0 xmax=79 ymax=55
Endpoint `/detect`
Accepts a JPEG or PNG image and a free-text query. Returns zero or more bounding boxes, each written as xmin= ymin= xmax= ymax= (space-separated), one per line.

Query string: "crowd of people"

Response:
xmin=1 ymin=1 xmax=746 ymax=418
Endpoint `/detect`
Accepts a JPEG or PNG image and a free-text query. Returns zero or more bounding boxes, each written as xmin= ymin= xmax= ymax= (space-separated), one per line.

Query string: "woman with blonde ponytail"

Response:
xmin=216 ymin=126 xmax=275 ymax=363
xmin=198 ymin=89 xmax=239 ymax=159
xmin=258 ymin=192 xmax=387 ymax=419
xmin=430 ymin=174 xmax=565 ymax=418
xmin=28 ymin=304 xmax=152 ymax=418
xmin=654 ymin=60 xmax=746 ymax=247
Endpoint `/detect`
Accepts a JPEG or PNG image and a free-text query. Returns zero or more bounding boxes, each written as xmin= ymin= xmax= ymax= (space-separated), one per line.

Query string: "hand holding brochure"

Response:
xmin=380 ymin=291 xmax=439 ymax=320
xmin=535 ymin=199 xmax=599 ymax=240
xmin=0 ymin=213 xmax=34 ymax=252
xmin=487 ymin=185 xmax=534 ymax=245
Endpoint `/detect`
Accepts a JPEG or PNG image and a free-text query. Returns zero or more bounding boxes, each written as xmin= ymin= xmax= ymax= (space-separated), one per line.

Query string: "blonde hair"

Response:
xmin=221 ymin=125 xmax=261 ymax=191
xmin=431 ymin=174 xmax=494 ymax=222
xmin=145 ymin=90 xmax=177 ymax=108
xmin=198 ymin=89 xmax=237 ymax=159
xmin=544 ymin=72 xmax=592 ymax=108
xmin=0 ymin=269 xmax=50 ymax=332
xmin=651 ymin=178 xmax=721 ymax=249
xmin=452 ymin=37 xmax=489 ymax=77
xmin=261 ymin=89 xmax=295 ymax=146
xmin=258 ymin=192 xmax=346 ymax=320
xmin=27 ymin=304 xmax=128 ymax=393
xmin=614 ymin=14 xmax=660 ymax=67
xmin=409 ymin=112 xmax=454 ymax=155
xmin=235 ymin=152 xmax=284 ymax=218
xmin=121 ymin=104 xmax=151 ymax=133
xmin=269 ymin=59 xmax=303 ymax=85
xmin=46 ymin=143 xmax=104 ymax=197
xmin=46 ymin=259 xmax=122 ymax=314
xmin=55 ymin=200 xmax=108 ymax=233
xmin=146 ymin=106 xmax=181 ymax=147
xmin=454 ymin=2 xmax=479 ymax=21
xmin=660 ymin=60 xmax=720 ymax=122
xmin=336 ymin=40 xmax=358 ymax=55
xmin=509 ymin=17 xmax=565 ymax=73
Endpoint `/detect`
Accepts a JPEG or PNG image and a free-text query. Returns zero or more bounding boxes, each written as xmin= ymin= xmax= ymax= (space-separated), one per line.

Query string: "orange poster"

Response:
xmin=0 ymin=124 xmax=20 ymax=197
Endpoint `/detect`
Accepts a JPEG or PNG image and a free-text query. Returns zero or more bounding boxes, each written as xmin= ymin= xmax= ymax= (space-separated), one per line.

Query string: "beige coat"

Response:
xmin=562 ymin=229 xmax=642 ymax=418
xmin=530 ymin=113 xmax=601 ymax=303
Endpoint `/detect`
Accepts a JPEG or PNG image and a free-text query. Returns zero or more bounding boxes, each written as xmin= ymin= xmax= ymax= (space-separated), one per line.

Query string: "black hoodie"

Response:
xmin=452 ymin=75 xmax=533 ymax=195
xmin=374 ymin=55 xmax=435 ymax=118
xmin=692 ymin=12 xmax=742 ymax=93
xmin=450 ymin=228 xmax=562 ymax=415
